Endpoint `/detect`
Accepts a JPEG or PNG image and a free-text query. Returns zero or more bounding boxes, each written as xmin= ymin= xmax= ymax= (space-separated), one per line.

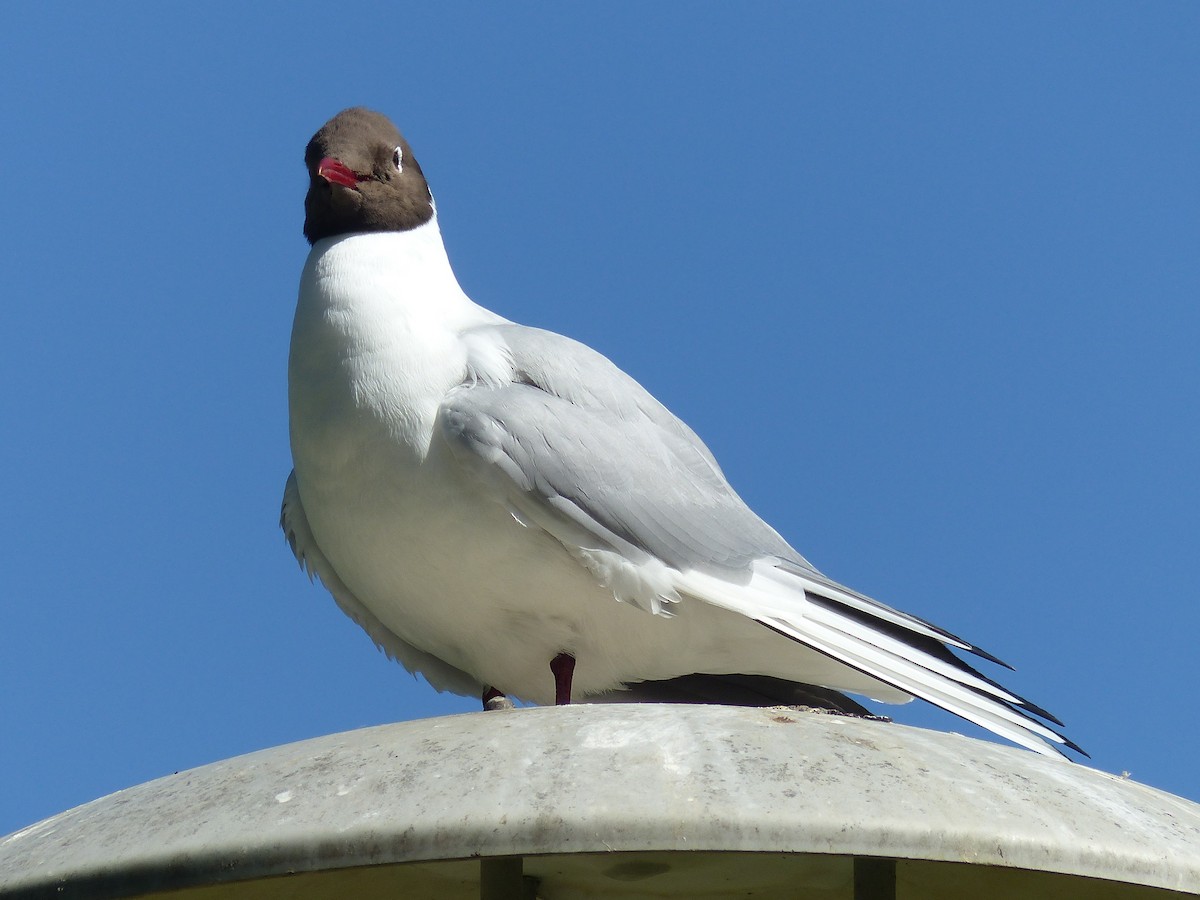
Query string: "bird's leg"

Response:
xmin=482 ymin=686 xmax=513 ymax=711
xmin=550 ymin=652 xmax=576 ymax=705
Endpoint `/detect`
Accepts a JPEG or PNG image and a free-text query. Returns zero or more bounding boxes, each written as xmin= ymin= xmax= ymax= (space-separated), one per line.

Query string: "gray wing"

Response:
xmin=442 ymin=325 xmax=1079 ymax=756
xmin=452 ymin=324 xmax=1021 ymax=667
xmin=445 ymin=323 xmax=810 ymax=577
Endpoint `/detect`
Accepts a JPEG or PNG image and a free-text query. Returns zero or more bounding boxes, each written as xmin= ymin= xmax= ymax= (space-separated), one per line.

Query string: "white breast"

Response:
xmin=286 ymin=222 xmax=808 ymax=705
xmin=287 ymin=224 xmax=590 ymax=699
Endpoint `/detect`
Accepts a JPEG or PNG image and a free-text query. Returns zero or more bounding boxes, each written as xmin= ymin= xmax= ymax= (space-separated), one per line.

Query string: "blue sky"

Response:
xmin=3 ymin=4 xmax=1198 ymax=835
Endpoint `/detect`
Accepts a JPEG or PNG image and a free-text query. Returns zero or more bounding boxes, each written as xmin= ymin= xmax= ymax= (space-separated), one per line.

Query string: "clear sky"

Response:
xmin=2 ymin=4 xmax=1198 ymax=836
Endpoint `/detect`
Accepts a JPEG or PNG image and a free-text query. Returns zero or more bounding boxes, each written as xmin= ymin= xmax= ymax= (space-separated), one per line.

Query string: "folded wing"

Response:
xmin=437 ymin=324 xmax=1079 ymax=757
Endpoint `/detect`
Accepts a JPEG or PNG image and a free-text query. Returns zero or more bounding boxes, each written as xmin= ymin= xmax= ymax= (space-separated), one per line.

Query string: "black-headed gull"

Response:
xmin=282 ymin=108 xmax=1079 ymax=757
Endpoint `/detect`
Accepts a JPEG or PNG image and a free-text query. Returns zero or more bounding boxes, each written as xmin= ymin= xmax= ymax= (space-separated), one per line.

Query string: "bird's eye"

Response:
xmin=392 ymin=146 xmax=403 ymax=173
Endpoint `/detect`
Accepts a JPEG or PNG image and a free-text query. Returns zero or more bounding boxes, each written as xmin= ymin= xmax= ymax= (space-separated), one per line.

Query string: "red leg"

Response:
xmin=550 ymin=652 xmax=576 ymax=706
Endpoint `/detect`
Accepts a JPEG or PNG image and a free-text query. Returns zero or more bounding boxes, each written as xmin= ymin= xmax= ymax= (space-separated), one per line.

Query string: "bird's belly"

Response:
xmin=296 ymin=429 xmax=594 ymax=697
xmin=294 ymin=427 xmax=781 ymax=703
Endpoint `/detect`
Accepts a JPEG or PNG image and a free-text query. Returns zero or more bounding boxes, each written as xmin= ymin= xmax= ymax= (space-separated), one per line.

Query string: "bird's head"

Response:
xmin=303 ymin=107 xmax=434 ymax=244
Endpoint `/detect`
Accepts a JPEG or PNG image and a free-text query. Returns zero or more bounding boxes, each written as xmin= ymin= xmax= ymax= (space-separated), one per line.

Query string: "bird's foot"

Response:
xmin=483 ymin=687 xmax=514 ymax=711
xmin=550 ymin=652 xmax=575 ymax=706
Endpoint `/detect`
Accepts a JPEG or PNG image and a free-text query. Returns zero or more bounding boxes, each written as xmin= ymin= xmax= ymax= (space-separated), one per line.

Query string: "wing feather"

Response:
xmin=437 ymin=325 xmax=1076 ymax=756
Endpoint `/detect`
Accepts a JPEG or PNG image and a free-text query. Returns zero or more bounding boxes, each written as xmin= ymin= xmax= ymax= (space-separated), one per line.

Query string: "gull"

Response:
xmin=282 ymin=107 xmax=1079 ymax=757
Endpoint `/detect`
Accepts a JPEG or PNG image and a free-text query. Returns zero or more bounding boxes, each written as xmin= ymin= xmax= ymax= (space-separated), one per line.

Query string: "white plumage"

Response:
xmin=283 ymin=109 xmax=1077 ymax=757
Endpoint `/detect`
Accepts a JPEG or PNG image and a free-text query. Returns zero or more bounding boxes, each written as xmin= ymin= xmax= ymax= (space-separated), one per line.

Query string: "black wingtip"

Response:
xmin=1063 ymin=737 xmax=1090 ymax=758
xmin=1042 ymin=726 xmax=1087 ymax=759
xmin=964 ymin=643 xmax=1014 ymax=670
xmin=1016 ymin=698 xmax=1065 ymax=728
xmin=787 ymin=568 xmax=1017 ymax=672
xmin=756 ymin=617 xmax=1085 ymax=759
xmin=924 ymin=620 xmax=1012 ymax=670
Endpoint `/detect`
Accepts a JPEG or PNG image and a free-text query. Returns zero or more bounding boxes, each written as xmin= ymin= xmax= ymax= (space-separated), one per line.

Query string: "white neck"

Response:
xmin=301 ymin=214 xmax=487 ymax=323
xmin=289 ymin=214 xmax=504 ymax=466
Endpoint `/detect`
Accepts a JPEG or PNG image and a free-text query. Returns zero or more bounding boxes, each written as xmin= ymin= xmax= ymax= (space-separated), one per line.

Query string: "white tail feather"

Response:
xmin=763 ymin=615 xmax=1061 ymax=755
xmin=779 ymin=564 xmax=975 ymax=652
xmin=675 ymin=563 xmax=1066 ymax=757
